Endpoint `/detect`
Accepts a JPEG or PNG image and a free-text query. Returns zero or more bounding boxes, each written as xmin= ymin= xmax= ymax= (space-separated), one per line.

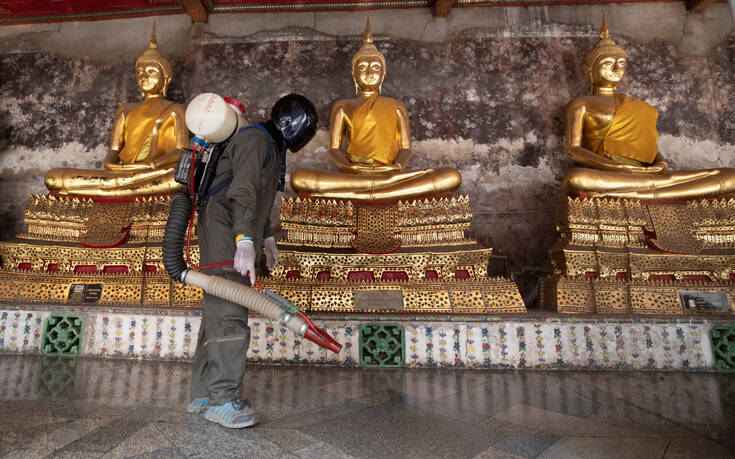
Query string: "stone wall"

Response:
xmin=0 ymin=4 xmax=733 ymax=304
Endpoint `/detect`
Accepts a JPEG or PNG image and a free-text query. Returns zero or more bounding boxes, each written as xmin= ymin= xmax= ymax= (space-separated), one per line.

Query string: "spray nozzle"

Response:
xmin=255 ymin=281 xmax=342 ymax=354
xmin=298 ymin=310 xmax=342 ymax=354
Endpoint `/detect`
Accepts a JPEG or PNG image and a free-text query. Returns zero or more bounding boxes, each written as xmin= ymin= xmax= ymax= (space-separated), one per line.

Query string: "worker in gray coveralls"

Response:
xmin=185 ymin=94 xmax=318 ymax=428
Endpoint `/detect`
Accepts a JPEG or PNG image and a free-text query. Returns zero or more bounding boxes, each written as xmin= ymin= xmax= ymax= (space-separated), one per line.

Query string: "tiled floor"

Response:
xmin=1 ymin=355 xmax=734 ymax=458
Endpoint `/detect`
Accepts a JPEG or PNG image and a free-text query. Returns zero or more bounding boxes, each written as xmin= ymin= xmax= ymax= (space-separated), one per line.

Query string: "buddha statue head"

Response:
xmin=351 ymin=18 xmax=386 ymax=95
xmin=583 ymin=15 xmax=627 ymax=90
xmin=135 ymin=22 xmax=173 ymax=98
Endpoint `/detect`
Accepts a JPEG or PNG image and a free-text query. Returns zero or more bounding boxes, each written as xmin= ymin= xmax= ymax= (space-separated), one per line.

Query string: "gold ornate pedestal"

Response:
xmin=0 ymin=194 xmax=203 ymax=308
xmin=0 ymin=193 xmax=525 ymax=314
xmin=264 ymin=195 xmax=526 ymax=314
xmin=279 ymin=195 xmax=473 ymax=249
xmin=541 ymin=197 xmax=735 ymax=314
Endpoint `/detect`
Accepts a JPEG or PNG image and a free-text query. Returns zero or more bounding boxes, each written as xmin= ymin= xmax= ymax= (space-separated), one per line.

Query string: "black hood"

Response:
xmin=260 ymin=120 xmax=286 ymax=153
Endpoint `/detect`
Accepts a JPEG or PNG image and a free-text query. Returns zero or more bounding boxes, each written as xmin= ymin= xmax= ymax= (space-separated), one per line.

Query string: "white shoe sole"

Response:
xmin=203 ymin=409 xmax=259 ymax=428
xmin=186 ymin=404 xmax=204 ymax=414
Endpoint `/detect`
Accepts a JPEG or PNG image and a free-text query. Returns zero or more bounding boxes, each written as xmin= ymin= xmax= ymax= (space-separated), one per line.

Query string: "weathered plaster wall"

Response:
xmin=0 ymin=4 xmax=733 ymax=304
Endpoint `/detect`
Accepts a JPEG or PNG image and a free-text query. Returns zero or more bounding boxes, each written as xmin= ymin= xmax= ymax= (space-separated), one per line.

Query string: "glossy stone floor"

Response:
xmin=1 ymin=355 xmax=735 ymax=458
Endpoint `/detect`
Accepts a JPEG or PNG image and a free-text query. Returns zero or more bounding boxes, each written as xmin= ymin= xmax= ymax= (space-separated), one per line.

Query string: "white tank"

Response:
xmin=185 ymin=93 xmax=238 ymax=144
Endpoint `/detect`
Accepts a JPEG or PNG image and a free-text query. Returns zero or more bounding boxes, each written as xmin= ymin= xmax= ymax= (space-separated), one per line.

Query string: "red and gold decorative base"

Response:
xmin=543 ymin=197 xmax=735 ymax=314
xmin=279 ymin=195 xmax=474 ymax=249
xmin=0 ymin=194 xmax=203 ymax=308
xmin=0 ymin=193 xmax=525 ymax=314
xmin=272 ymin=195 xmax=526 ymax=314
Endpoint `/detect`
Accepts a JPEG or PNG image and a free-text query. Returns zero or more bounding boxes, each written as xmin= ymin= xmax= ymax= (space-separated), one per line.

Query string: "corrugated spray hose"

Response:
xmin=183 ymin=270 xmax=307 ymax=337
xmin=162 ymin=192 xmax=308 ymax=338
xmin=162 ymin=192 xmax=191 ymax=282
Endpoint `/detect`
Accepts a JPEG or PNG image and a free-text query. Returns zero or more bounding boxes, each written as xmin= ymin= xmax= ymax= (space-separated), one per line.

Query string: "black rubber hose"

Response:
xmin=163 ymin=191 xmax=192 ymax=283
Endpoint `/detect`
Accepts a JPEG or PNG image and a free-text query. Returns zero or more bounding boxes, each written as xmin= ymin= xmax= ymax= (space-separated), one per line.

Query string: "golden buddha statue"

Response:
xmin=45 ymin=23 xmax=187 ymax=198
xmin=290 ymin=19 xmax=461 ymax=201
xmin=563 ymin=17 xmax=735 ymax=200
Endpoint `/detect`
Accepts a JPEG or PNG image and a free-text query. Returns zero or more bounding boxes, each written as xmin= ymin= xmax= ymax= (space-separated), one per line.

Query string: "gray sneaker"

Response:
xmin=203 ymin=398 xmax=259 ymax=428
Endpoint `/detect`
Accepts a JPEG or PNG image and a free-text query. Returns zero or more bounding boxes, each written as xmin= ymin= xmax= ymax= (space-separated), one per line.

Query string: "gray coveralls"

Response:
xmin=190 ymin=126 xmax=282 ymax=405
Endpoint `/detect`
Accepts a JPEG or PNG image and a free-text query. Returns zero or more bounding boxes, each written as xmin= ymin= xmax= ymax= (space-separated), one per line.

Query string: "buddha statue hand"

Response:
xmin=646 ymin=159 xmax=668 ymax=174
xmin=625 ymin=153 xmax=668 ymax=175
xmin=104 ymin=161 xmax=157 ymax=172
xmin=350 ymin=154 xmax=374 ymax=165
xmin=329 ymin=148 xmax=401 ymax=175
xmin=354 ymin=163 xmax=402 ymax=175
xmin=625 ymin=159 xmax=668 ymax=175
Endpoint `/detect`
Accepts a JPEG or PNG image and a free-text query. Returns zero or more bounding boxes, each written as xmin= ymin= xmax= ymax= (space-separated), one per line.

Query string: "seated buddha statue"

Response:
xmin=564 ymin=17 xmax=735 ymax=200
xmin=45 ymin=23 xmax=188 ymax=198
xmin=290 ymin=19 xmax=461 ymax=201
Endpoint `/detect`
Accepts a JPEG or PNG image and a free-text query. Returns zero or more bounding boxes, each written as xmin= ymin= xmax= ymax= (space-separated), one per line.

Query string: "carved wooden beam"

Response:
xmin=685 ymin=0 xmax=715 ymax=12
xmin=178 ymin=0 xmax=208 ymax=23
xmin=433 ymin=0 xmax=455 ymax=18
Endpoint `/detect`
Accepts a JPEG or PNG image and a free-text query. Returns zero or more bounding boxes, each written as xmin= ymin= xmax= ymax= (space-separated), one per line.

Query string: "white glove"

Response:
xmin=264 ymin=236 xmax=279 ymax=271
xmin=233 ymin=239 xmax=255 ymax=285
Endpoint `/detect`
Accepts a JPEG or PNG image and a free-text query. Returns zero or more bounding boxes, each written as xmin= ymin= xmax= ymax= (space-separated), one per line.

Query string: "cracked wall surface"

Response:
xmin=0 ymin=5 xmax=733 ymax=304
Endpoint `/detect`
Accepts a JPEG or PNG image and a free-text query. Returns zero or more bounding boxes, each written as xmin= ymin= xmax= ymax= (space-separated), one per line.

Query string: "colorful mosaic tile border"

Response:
xmin=401 ymin=321 xmax=713 ymax=369
xmin=1 ymin=306 xmax=726 ymax=369
xmin=0 ymin=309 xmax=197 ymax=360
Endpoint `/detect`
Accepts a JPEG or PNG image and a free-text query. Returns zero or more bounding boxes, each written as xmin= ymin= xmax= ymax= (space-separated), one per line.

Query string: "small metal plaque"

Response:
xmin=679 ymin=291 xmax=732 ymax=312
xmin=67 ymin=284 xmax=103 ymax=304
xmin=355 ymin=290 xmax=404 ymax=311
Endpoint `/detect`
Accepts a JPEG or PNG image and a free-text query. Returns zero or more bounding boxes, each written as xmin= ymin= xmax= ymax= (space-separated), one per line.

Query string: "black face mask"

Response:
xmin=270 ymin=94 xmax=318 ymax=152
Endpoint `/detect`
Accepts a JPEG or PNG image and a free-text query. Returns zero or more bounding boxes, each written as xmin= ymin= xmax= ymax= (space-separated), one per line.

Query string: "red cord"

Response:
xmin=184 ymin=143 xmax=234 ymax=270
xmin=297 ymin=309 xmax=317 ymax=329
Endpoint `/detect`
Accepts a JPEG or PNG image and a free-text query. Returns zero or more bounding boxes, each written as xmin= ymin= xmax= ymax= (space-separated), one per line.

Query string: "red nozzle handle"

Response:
xmin=255 ymin=281 xmax=342 ymax=354
xmin=299 ymin=311 xmax=342 ymax=354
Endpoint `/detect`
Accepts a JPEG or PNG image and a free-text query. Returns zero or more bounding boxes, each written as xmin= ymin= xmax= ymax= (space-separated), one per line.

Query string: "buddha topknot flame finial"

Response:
xmin=363 ymin=16 xmax=373 ymax=44
xmin=600 ymin=12 xmax=609 ymax=40
xmin=150 ymin=19 xmax=157 ymax=48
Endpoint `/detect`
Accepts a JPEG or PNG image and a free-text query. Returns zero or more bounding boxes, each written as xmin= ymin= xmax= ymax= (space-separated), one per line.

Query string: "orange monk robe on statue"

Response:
xmin=114 ymin=100 xmax=180 ymax=165
xmin=346 ymin=93 xmax=403 ymax=165
xmin=583 ymin=94 xmax=659 ymax=167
